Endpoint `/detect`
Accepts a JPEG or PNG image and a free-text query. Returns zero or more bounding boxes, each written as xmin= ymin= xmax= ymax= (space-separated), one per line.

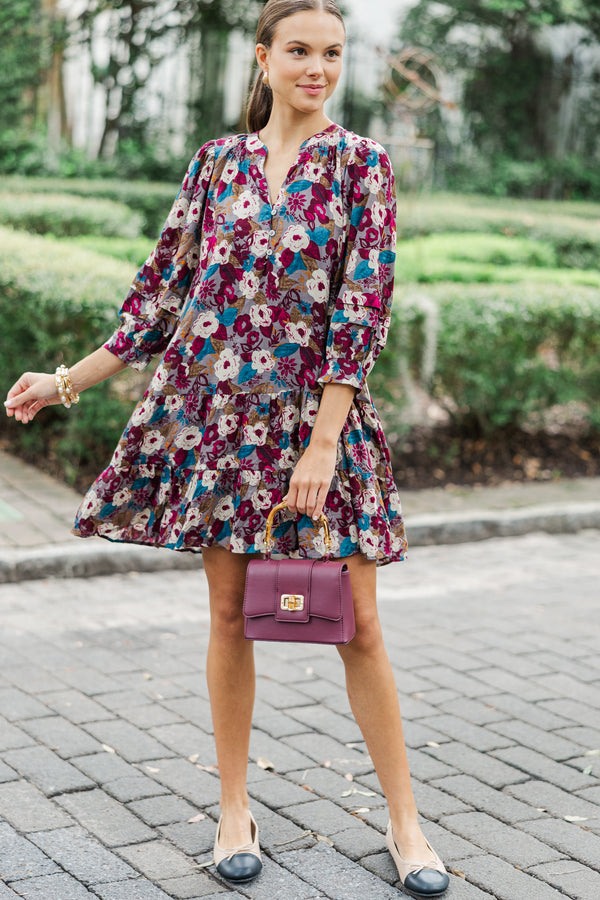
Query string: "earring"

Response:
xmin=263 ymin=70 xmax=270 ymax=86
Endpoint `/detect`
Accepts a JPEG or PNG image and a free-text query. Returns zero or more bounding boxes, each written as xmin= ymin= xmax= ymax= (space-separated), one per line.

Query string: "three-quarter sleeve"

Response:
xmin=103 ymin=143 xmax=215 ymax=370
xmin=318 ymin=143 xmax=397 ymax=391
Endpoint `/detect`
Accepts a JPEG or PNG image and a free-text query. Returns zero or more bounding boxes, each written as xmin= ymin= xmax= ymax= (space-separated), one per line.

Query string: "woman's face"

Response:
xmin=257 ymin=10 xmax=345 ymax=119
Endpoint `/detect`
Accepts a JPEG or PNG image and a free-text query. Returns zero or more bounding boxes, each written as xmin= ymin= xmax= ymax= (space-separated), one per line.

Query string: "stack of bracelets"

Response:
xmin=55 ymin=365 xmax=80 ymax=409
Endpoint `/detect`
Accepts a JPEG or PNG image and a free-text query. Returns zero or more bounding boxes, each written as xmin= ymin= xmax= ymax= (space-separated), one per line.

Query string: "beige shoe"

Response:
xmin=214 ymin=812 xmax=262 ymax=883
xmin=386 ymin=822 xmax=449 ymax=897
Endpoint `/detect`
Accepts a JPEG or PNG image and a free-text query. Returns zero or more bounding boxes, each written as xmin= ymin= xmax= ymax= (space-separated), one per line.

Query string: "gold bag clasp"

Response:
xmin=281 ymin=594 xmax=304 ymax=612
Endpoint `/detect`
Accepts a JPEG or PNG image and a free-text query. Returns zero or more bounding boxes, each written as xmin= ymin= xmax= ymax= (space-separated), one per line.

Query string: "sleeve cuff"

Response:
xmin=318 ymin=358 xmax=364 ymax=391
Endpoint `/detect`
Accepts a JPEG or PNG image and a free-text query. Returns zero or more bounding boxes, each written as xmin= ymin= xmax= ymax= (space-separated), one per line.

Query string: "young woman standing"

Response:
xmin=5 ymin=1 xmax=450 ymax=895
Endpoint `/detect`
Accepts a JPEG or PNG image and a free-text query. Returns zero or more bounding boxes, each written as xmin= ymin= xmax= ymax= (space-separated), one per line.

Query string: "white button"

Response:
xmin=269 ymin=229 xmax=276 ymax=236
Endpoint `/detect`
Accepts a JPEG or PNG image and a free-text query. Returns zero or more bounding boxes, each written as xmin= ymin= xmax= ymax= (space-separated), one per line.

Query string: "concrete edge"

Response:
xmin=1 ymin=502 xmax=599 ymax=584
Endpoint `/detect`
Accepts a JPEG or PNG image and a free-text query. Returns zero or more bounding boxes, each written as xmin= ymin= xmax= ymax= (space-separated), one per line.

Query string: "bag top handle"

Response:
xmin=264 ymin=499 xmax=332 ymax=555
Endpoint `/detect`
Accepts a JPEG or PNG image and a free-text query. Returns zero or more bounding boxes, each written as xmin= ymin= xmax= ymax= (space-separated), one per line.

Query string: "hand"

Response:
xmin=4 ymin=372 xmax=60 ymax=424
xmin=287 ymin=440 xmax=337 ymax=520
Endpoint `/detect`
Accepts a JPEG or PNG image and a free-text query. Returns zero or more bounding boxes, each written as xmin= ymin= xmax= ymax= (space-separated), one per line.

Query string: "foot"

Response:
xmin=218 ymin=808 xmax=253 ymax=849
xmin=214 ymin=810 xmax=262 ymax=884
xmin=387 ymin=821 xmax=449 ymax=898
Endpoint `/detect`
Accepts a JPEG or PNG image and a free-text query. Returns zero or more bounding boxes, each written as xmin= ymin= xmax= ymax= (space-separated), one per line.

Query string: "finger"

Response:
xmin=312 ymin=482 xmax=330 ymax=520
xmin=286 ymin=485 xmax=298 ymax=514
xmin=305 ymin=484 xmax=320 ymax=519
xmin=4 ymin=387 xmax=36 ymax=409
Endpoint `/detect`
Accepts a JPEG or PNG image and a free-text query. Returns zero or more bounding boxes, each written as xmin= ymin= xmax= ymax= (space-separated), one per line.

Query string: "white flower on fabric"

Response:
xmin=369 ymin=248 xmax=379 ymax=270
xmin=285 ymin=321 xmax=310 ymax=346
xmin=232 ymin=190 xmax=260 ymax=219
xmin=214 ymin=348 xmax=241 ymax=381
xmin=250 ymin=304 xmax=272 ymax=328
xmin=252 ymin=490 xmax=272 ymax=511
xmin=251 ymin=231 xmax=270 ymax=258
xmin=361 ymin=530 xmax=379 ymax=555
xmin=362 ymin=492 xmax=379 ymax=516
xmin=331 ymin=196 xmax=345 ymax=228
xmin=191 ymin=310 xmax=220 ymax=337
xmin=164 ymin=395 xmax=184 ymax=412
xmin=183 ymin=508 xmax=203 ymax=531
xmin=131 ymin=510 xmax=151 ymax=530
xmin=140 ymin=430 xmax=163 ymax=454
xmin=389 ymin=493 xmax=402 ymax=514
xmin=215 ymin=497 xmax=235 ymax=520
xmin=200 ymin=158 xmax=214 ymax=182
xmin=174 ymin=426 xmax=199 ymax=450
xmin=202 ymin=470 xmax=219 ymax=488
xmin=153 ymin=365 xmax=168 ymax=388
xmin=280 ymin=447 xmax=296 ymax=468
xmin=230 ymin=535 xmax=246 ymax=552
xmin=112 ymin=489 xmax=131 ymax=508
xmin=282 ymin=225 xmax=310 ymax=253
xmin=166 ymin=196 xmax=189 ymax=227
xmin=346 ymin=249 xmax=360 ymax=278
xmin=365 ymin=167 xmax=383 ymax=194
xmin=213 ymin=240 xmax=231 ymax=265
xmin=281 ymin=406 xmax=300 ymax=430
xmin=251 ymin=349 xmax=275 ymax=374
xmin=304 ymin=398 xmax=319 ymax=424
xmin=80 ymin=493 xmax=103 ymax=516
xmin=222 ymin=159 xmax=238 ymax=184
xmin=306 ymin=268 xmax=329 ymax=302
xmin=371 ymin=202 xmax=386 ymax=229
xmin=244 ymin=423 xmax=268 ymax=446
xmin=131 ymin=401 xmax=154 ymax=426
xmin=391 ymin=534 xmax=404 ymax=552
xmin=348 ymin=524 xmax=359 ymax=542
xmin=217 ymin=414 xmax=239 ymax=437
xmin=303 ymin=163 xmax=322 ymax=182
xmin=111 ymin=445 xmax=124 ymax=469
xmin=243 ymin=470 xmax=261 ymax=486
xmin=218 ymin=454 xmax=237 ymax=471
xmin=241 ymin=271 xmax=260 ymax=299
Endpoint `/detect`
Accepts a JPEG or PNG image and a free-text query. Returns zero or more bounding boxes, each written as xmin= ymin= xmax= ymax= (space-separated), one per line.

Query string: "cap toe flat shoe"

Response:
xmin=214 ymin=812 xmax=262 ymax=884
xmin=386 ymin=822 xmax=450 ymax=898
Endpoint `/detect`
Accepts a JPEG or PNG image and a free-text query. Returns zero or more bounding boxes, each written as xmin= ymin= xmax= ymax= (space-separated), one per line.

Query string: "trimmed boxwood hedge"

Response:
xmin=0 ymin=191 xmax=143 ymax=239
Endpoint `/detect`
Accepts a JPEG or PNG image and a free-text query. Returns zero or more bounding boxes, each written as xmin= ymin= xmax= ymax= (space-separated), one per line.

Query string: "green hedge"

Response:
xmin=396 ymin=194 xmax=600 ymax=270
xmin=0 ymin=192 xmax=143 ymax=239
xmin=0 ymin=227 xmax=137 ymax=483
xmin=2 ymin=176 xmax=178 ymax=237
xmin=382 ymin=282 xmax=600 ymax=434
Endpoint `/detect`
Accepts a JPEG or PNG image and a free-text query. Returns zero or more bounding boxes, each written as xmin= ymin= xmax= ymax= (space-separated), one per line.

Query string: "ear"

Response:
xmin=256 ymin=43 xmax=269 ymax=73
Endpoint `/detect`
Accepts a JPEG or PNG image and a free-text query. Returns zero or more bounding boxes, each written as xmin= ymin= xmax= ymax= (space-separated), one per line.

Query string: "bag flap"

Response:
xmin=243 ymin=559 xmax=349 ymax=623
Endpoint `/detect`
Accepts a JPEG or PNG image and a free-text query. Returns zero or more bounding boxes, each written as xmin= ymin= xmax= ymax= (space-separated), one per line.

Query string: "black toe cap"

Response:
xmin=404 ymin=867 xmax=450 ymax=897
xmin=216 ymin=852 xmax=262 ymax=883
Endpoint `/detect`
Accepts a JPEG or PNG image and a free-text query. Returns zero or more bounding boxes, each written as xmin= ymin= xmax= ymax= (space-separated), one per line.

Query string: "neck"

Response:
xmin=258 ymin=104 xmax=333 ymax=151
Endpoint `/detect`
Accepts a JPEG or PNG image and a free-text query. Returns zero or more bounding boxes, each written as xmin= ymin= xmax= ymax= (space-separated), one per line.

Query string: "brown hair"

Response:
xmin=247 ymin=0 xmax=345 ymax=134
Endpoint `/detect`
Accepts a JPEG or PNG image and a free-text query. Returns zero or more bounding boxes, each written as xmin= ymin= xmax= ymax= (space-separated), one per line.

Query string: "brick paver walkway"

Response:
xmin=1 ymin=531 xmax=599 ymax=897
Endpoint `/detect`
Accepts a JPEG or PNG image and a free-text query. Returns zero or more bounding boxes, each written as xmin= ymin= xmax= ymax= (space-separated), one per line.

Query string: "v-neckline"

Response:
xmin=252 ymin=123 xmax=339 ymax=208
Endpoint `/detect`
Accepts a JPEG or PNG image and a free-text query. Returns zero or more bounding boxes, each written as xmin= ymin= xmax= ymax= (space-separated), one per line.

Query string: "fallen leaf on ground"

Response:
xmin=344 ymin=773 xmax=353 ymax=782
xmin=584 ymin=748 xmax=600 ymax=756
xmin=257 ymin=757 xmax=275 ymax=771
xmin=583 ymin=765 xmax=594 ymax=775
xmin=316 ymin=833 xmax=334 ymax=846
xmin=450 ymin=869 xmax=466 ymax=879
xmin=426 ymin=741 xmax=441 ymax=748
xmin=323 ymin=760 xmax=331 ymax=768
xmin=145 ymin=766 xmax=160 ymax=773
xmin=188 ymin=813 xmax=206 ymax=823
xmin=188 ymin=754 xmax=199 ymax=763
xmin=195 ymin=763 xmax=218 ymax=772
xmin=102 ymin=744 xmax=115 ymax=754
xmin=564 ymin=815 xmax=590 ymax=822
xmin=301 ymin=784 xmax=315 ymax=793
xmin=195 ymin=860 xmax=213 ymax=869
xmin=350 ymin=807 xmax=371 ymax=814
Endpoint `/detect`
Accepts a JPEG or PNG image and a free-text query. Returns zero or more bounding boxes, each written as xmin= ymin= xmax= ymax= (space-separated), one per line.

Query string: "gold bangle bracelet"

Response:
xmin=55 ymin=364 xmax=80 ymax=409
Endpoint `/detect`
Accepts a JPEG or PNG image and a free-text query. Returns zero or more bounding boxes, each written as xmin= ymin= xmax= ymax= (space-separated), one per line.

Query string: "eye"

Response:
xmin=326 ymin=50 xmax=341 ymax=59
xmin=290 ymin=47 xmax=306 ymax=56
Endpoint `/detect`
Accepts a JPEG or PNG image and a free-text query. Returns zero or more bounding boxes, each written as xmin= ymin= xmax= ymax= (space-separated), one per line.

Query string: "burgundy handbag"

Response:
xmin=243 ymin=500 xmax=355 ymax=645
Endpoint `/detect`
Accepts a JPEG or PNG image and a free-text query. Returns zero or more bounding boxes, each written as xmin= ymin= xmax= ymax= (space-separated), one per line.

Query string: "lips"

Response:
xmin=298 ymin=85 xmax=326 ymax=95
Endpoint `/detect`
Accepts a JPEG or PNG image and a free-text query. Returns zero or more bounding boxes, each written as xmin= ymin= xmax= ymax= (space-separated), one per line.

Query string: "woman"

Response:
xmin=5 ymin=1 xmax=449 ymax=895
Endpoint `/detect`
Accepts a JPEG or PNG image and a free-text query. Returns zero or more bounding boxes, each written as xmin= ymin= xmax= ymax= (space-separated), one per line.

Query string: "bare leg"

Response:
xmin=337 ymin=554 xmax=435 ymax=860
xmin=203 ymin=546 xmax=257 ymax=848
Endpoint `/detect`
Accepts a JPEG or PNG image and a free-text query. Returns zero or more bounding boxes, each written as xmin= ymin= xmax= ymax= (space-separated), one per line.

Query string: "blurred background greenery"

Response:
xmin=1 ymin=0 xmax=599 ymax=489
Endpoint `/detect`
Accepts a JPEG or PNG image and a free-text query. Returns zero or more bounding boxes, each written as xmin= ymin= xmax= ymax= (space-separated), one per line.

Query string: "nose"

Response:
xmin=305 ymin=55 xmax=325 ymax=78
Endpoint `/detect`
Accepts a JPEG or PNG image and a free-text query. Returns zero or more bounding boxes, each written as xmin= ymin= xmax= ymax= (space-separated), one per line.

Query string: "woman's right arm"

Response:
xmin=4 ymin=347 xmax=126 ymax=424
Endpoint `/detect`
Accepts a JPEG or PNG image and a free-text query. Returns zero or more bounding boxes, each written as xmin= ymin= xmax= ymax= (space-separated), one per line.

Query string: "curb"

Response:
xmin=1 ymin=502 xmax=599 ymax=584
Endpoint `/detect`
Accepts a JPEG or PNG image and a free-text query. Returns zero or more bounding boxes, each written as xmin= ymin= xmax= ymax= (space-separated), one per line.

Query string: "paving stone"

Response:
xmin=247 ymin=731 xmax=315 ymax=775
xmin=577 ymin=785 xmax=600 ymax=805
xmin=29 ymin=826 xmax=138 ymax=884
xmin=40 ymin=690 xmax=115 ymax=724
xmin=277 ymin=842 xmax=405 ymax=899
xmin=442 ymin=696 xmax=508 ymax=726
xmin=412 ymin=665 xmax=491 ymax=699
xmin=123 ymin=705 xmax=185 ymax=730
xmin=538 ymin=698 xmax=600 ymax=731
xmin=94 ymin=690 xmax=157 ymax=713
xmin=2 ymin=665 xmax=68 ymax=695
xmin=452 ymin=854 xmax=566 ymax=900
xmin=0 ymin=715 xmax=36 ymax=751
xmin=534 ymin=673 xmax=600 ymax=709
xmin=527 ymin=860 xmax=600 ymax=899
xmin=0 ymin=780 xmax=73 ymax=832
xmin=288 ymin=765 xmax=379 ymax=809
xmin=116 ymin=840 xmax=199 ymax=881
xmin=56 ymin=788 xmax=155 ymax=847
xmin=0 ymin=687 xmax=52 ymax=722
xmin=414 ymin=688 xmax=462 ymax=707
xmin=148 ymin=697 xmax=213 ymax=730
xmin=408 ymin=643 xmax=485 ymax=673
xmin=159 ymin=818 xmax=218 ymax=856
xmin=252 ymin=710 xmax=312 ymax=738
xmin=470 ymin=648 xmax=551 ymax=678
xmin=280 ymin=798 xmax=368 ymax=840
xmin=481 ymin=693 xmax=574 ymax=730
xmin=283 ymin=733 xmax=372 ymax=776
xmin=0 ymin=759 xmax=18 ymax=783
xmin=418 ymin=820 xmax=488 ymax=865
xmin=411 ymin=779 xmax=471 ymax=820
xmin=431 ymin=774 xmax=546 ymax=825
xmin=438 ymin=811 xmax=562 ymax=867
xmin=93 ymin=880 xmax=178 ymax=899
xmin=20 ymin=716 xmax=103 ymax=759
xmin=82 ymin=720 xmax=174 ymax=763
xmin=70 ymin=646 xmax=143 ymax=675
xmin=247 ymin=772 xmax=319 ymax=809
xmin=505 ymin=780 xmax=600 ymax=828
xmin=528 ymin=650 xmax=600 ymax=683
xmin=71 ymin=751 xmax=143 ymax=783
xmin=106 ymin=775 xmax=170 ymax=804
xmin=138 ymin=759 xmax=221 ymax=808
xmin=554 ymin=725 xmax=600 ymax=749
xmin=419 ymin=714 xmax=514 ymax=752
xmin=128 ymin=795 xmax=199 ymax=827
xmin=487 ymin=718 xmax=585 ymax=761
xmin=9 ymin=872 xmax=96 ymax=898
xmin=148 ymin=724 xmax=217 ymax=761
xmin=422 ymin=743 xmax=525 ymax=788
xmin=50 ymin=666 xmax=124 ymax=696
xmin=467 ymin=668 xmax=556 ymax=702
xmin=156 ymin=874 xmax=223 ymax=898
xmin=329 ymin=823 xmax=386 ymax=860
xmin=519 ymin=817 xmax=600 ymax=869
xmin=493 ymin=746 xmax=597 ymax=791
xmin=0 ymin=822 xmax=58 ymax=881
xmin=2 ymin=746 xmax=94 ymax=796
xmin=282 ymin=706 xmax=361 ymax=745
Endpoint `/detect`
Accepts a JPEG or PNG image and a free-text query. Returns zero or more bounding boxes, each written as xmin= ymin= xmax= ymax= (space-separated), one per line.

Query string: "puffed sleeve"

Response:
xmin=103 ymin=142 xmax=215 ymax=370
xmin=318 ymin=142 xmax=396 ymax=390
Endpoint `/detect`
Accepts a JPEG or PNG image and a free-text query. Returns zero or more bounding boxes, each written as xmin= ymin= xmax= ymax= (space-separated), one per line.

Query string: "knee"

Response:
xmin=342 ymin=604 xmax=384 ymax=657
xmin=210 ymin=593 xmax=245 ymax=644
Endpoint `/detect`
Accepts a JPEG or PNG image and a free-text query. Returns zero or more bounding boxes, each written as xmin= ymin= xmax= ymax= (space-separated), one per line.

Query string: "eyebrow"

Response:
xmin=285 ymin=40 xmax=344 ymax=49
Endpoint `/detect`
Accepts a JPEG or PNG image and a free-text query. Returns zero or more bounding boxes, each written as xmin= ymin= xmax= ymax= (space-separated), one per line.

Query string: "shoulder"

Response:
xmin=336 ymin=128 xmax=393 ymax=173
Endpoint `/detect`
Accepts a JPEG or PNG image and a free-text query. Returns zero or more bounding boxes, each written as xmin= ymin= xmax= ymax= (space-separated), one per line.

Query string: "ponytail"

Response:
xmin=247 ymin=72 xmax=273 ymax=134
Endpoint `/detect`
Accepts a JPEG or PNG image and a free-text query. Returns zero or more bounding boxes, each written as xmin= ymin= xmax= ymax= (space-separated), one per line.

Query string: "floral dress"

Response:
xmin=73 ymin=124 xmax=407 ymax=564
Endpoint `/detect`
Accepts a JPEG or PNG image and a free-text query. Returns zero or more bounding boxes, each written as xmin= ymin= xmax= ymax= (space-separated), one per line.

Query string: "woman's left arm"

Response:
xmin=286 ymin=382 xmax=355 ymax=519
